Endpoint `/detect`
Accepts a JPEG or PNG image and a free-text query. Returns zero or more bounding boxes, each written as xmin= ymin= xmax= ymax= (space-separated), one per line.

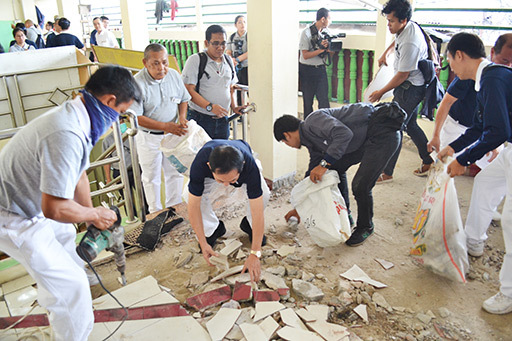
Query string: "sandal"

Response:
xmin=413 ymin=163 xmax=431 ymax=177
xmin=376 ymin=173 xmax=393 ymax=184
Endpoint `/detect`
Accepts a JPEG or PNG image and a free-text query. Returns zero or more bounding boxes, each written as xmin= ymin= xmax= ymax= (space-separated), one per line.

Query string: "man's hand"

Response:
xmin=284 ymin=209 xmax=300 ymax=224
xmin=164 ymin=122 xmax=187 ymax=136
xmin=447 ymin=159 xmax=466 ymax=177
xmin=427 ymin=135 xmax=441 ymax=153
xmin=179 ymin=117 xmax=189 ymax=126
xmin=199 ymin=243 xmax=219 ymax=266
xmin=378 ymin=54 xmax=388 ymax=67
xmin=320 ymin=39 xmax=329 ymax=49
xmin=87 ymin=207 xmax=117 ymax=230
xmin=437 ymin=145 xmax=455 ymax=163
xmin=232 ymin=105 xmax=247 ymax=115
xmin=486 ymin=148 xmax=499 ymax=163
xmin=242 ymin=254 xmax=261 ymax=283
xmin=212 ymin=104 xmax=229 ymax=118
xmin=309 ymin=165 xmax=328 ymax=184
xmin=368 ymin=89 xmax=384 ymax=103
xmin=232 ymin=57 xmax=239 ymax=67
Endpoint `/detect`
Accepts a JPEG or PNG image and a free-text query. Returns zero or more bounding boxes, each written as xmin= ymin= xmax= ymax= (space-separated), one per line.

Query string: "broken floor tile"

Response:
xmin=176 ymin=252 xmax=194 ymax=268
xmin=307 ymin=320 xmax=350 ymax=341
xmin=0 ymin=302 xmax=10 ymax=318
xmin=220 ymin=239 xmax=243 ymax=257
xmin=253 ymin=290 xmax=280 ymax=302
xmin=206 ymin=308 xmax=241 ymax=341
xmin=372 ymin=292 xmax=392 ymax=311
xmin=339 ymin=265 xmax=387 ymax=289
xmin=131 ymin=316 xmax=211 ymax=341
xmin=103 ymin=318 xmax=162 ymax=337
xmin=221 ymin=299 xmax=241 ymax=310
xmin=353 ymin=304 xmax=368 ymax=322
xmin=211 ymin=265 xmax=244 ymax=282
xmin=266 ymin=266 xmax=286 ymax=277
xmin=280 ymin=308 xmax=308 ymax=330
xmin=189 ymin=271 xmax=210 ymax=288
xmin=277 ymin=245 xmax=296 ymax=257
xmin=93 ymin=276 xmax=162 ymax=310
xmin=277 ymin=325 xmax=324 ymax=341
xmin=236 ymin=249 xmax=246 ymax=260
xmin=296 ymin=308 xmax=317 ymax=323
xmin=210 ymin=254 xmax=229 ymax=271
xmin=277 ymin=288 xmax=290 ymax=299
xmin=224 ymin=272 xmax=251 ymax=286
xmin=186 ymin=285 xmax=232 ymax=311
xmin=306 ymin=305 xmax=329 ymax=322
xmin=4 ymin=286 xmax=37 ymax=315
xmin=261 ymin=271 xmax=288 ymax=291
xmin=1 ymin=275 xmax=36 ymax=295
xmin=233 ymin=282 xmax=252 ymax=302
xmin=292 ymin=279 xmax=324 ymax=301
xmin=240 ymin=322 xmax=268 ymax=341
xmin=253 ymin=301 xmax=286 ymax=322
xmin=131 ymin=291 xmax=180 ymax=308
xmin=258 ymin=315 xmax=279 ymax=340
xmin=374 ymin=258 xmax=394 ymax=270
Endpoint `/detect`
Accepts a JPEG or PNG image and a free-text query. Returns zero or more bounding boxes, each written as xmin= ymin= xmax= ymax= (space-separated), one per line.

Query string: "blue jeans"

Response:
xmin=331 ymin=129 xmax=400 ymax=229
xmin=187 ymin=109 xmax=230 ymax=140
xmin=383 ymin=82 xmax=433 ymax=176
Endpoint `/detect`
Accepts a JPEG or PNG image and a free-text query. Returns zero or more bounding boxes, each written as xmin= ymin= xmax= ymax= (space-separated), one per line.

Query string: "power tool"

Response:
xmin=76 ymin=206 xmax=127 ymax=285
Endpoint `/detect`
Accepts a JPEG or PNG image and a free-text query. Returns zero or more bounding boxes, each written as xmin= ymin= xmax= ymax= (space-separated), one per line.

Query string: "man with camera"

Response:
xmin=299 ymin=7 xmax=332 ymax=118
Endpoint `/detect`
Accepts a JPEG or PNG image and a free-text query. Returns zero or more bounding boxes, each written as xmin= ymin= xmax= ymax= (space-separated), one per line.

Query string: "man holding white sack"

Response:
xmin=274 ymin=103 xmax=405 ymax=246
xmin=188 ymin=140 xmax=270 ymax=282
xmin=131 ymin=43 xmax=191 ymax=213
xmin=438 ymin=33 xmax=512 ymax=315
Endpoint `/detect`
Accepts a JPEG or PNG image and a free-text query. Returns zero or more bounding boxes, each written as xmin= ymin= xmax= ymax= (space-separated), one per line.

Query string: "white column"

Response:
xmin=56 ymin=0 xmax=82 ymax=39
xmin=20 ymin=0 xmax=37 ymax=23
xmin=246 ymin=0 xmax=298 ymax=184
xmin=373 ymin=0 xmax=393 ymax=74
xmin=120 ymin=0 xmax=149 ymax=51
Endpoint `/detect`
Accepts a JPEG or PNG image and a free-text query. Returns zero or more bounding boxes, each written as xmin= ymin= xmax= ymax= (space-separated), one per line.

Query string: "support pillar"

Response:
xmin=120 ymin=0 xmax=149 ymax=51
xmin=373 ymin=0 xmax=392 ymax=75
xmin=56 ymin=0 xmax=82 ymax=38
xmin=247 ymin=0 xmax=298 ymax=185
xmin=20 ymin=0 xmax=37 ymax=24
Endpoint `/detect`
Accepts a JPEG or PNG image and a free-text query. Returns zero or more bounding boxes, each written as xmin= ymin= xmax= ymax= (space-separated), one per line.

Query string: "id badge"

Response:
xmin=171 ymin=97 xmax=181 ymax=104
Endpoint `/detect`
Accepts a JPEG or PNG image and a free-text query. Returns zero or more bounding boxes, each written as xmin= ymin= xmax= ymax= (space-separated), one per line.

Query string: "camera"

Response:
xmin=313 ymin=32 xmax=346 ymax=53
xmin=233 ymin=39 xmax=244 ymax=58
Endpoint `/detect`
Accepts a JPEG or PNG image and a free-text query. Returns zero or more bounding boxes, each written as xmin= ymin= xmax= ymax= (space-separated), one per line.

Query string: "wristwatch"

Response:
xmin=250 ymin=249 xmax=262 ymax=258
xmin=320 ymin=159 xmax=330 ymax=168
xmin=206 ymin=103 xmax=213 ymax=112
xmin=235 ymin=57 xmax=241 ymax=63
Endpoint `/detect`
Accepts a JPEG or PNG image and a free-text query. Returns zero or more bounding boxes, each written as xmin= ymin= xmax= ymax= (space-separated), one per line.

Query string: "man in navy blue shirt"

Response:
xmin=188 ymin=140 xmax=270 ymax=282
xmin=428 ymin=33 xmax=512 ymax=169
xmin=46 ymin=18 xmax=85 ymax=52
xmin=438 ymin=32 xmax=512 ymax=315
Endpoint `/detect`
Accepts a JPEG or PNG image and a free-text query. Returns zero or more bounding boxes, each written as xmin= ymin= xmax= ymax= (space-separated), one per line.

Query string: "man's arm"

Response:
xmin=41 ymin=171 xmax=117 ymax=230
xmin=427 ymin=93 xmax=458 ymax=152
xmin=243 ymin=196 xmax=264 ymax=282
xmin=137 ymin=116 xmax=186 ymax=136
xmin=178 ymin=101 xmax=188 ymax=126
xmin=184 ymin=84 xmax=229 ymax=118
xmin=188 ymin=192 xmax=218 ymax=265
xmin=368 ymin=71 xmax=409 ymax=103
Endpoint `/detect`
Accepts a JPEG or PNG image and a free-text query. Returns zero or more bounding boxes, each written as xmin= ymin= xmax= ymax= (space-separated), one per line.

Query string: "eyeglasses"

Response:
xmin=209 ymin=41 xmax=227 ymax=47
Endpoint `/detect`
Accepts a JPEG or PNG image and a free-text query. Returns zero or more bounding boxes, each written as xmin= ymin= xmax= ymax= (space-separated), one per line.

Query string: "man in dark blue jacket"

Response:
xmin=438 ymin=32 xmax=512 ymax=315
xmin=274 ymin=103 xmax=405 ymax=246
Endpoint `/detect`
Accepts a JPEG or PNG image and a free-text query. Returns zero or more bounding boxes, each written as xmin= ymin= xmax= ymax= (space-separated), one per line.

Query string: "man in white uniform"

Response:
xmin=0 ymin=66 xmax=141 ymax=340
xmin=131 ymin=43 xmax=191 ymax=213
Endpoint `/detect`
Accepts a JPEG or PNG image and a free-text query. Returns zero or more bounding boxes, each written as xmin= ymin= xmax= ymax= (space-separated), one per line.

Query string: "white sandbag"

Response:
xmin=410 ymin=158 xmax=469 ymax=282
xmin=363 ymin=54 xmax=395 ymax=103
xmin=290 ymin=171 xmax=351 ymax=247
xmin=159 ymin=120 xmax=211 ymax=177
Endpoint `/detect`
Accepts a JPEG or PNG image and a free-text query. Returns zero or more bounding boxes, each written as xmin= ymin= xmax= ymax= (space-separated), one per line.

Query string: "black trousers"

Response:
xmin=299 ymin=63 xmax=330 ymax=118
xmin=236 ymin=66 xmax=248 ymax=105
xmin=113 ymin=168 xmax=148 ymax=216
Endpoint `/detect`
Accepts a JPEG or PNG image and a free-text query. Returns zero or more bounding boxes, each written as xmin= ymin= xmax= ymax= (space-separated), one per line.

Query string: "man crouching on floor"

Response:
xmin=274 ymin=103 xmax=405 ymax=246
xmin=188 ymin=140 xmax=270 ymax=282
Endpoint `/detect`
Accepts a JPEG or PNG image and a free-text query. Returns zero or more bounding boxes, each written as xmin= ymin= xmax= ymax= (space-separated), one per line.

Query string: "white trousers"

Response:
xmin=0 ymin=209 xmax=93 ymax=341
xmin=464 ymin=144 xmax=512 ymax=297
xmin=136 ymin=131 xmax=184 ymax=213
xmin=199 ymin=161 xmax=270 ymax=237
xmin=440 ymin=115 xmax=501 ymax=170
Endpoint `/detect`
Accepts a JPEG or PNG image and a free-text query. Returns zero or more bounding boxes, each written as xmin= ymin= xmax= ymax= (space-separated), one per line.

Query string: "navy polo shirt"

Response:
xmin=47 ymin=33 xmax=84 ymax=49
xmin=446 ymin=77 xmax=477 ymax=128
xmin=189 ymin=140 xmax=262 ymax=199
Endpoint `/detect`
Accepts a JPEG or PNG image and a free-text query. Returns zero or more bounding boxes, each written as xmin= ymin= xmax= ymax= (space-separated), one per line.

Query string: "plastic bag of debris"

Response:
xmin=160 ymin=119 xmax=211 ymax=177
xmin=410 ymin=158 xmax=469 ymax=282
xmin=290 ymin=170 xmax=351 ymax=247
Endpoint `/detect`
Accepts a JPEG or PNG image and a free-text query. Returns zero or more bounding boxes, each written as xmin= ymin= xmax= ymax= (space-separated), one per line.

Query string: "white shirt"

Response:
xmin=474 ymin=59 xmax=492 ymax=92
xmin=96 ymin=30 xmax=119 ymax=48
xmin=394 ymin=21 xmax=428 ymax=86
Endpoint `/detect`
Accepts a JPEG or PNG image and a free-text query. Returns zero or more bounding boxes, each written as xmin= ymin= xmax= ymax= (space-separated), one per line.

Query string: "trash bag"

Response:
xmin=290 ymin=171 xmax=351 ymax=247
xmin=410 ymin=158 xmax=469 ymax=282
xmin=160 ymin=120 xmax=211 ymax=177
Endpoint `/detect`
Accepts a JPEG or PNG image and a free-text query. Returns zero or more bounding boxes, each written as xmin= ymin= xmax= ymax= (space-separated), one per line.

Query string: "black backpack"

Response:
xmin=195 ymin=52 xmax=235 ymax=93
xmin=35 ymin=34 xmax=45 ymax=49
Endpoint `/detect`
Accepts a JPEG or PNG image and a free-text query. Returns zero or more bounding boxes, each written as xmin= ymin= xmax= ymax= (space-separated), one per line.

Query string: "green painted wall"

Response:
xmin=0 ymin=21 xmax=12 ymax=53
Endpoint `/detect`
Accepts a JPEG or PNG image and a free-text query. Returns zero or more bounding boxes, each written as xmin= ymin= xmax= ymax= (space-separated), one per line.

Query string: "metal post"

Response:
xmin=112 ymin=119 xmax=136 ymax=223
xmin=2 ymin=77 xmax=17 ymax=128
xmin=124 ymin=110 xmax=146 ymax=222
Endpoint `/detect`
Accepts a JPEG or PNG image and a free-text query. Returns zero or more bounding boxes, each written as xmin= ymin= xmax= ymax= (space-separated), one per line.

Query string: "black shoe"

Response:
xmin=137 ymin=209 xmax=171 ymax=251
xmin=346 ymin=225 xmax=374 ymax=247
xmin=206 ymin=221 xmax=226 ymax=248
xmin=161 ymin=217 xmax=184 ymax=236
xmin=240 ymin=216 xmax=267 ymax=246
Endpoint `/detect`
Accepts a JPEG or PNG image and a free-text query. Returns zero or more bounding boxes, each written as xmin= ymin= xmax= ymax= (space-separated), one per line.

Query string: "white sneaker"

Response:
xmin=483 ymin=292 xmax=512 ymax=314
xmin=467 ymin=239 xmax=484 ymax=257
